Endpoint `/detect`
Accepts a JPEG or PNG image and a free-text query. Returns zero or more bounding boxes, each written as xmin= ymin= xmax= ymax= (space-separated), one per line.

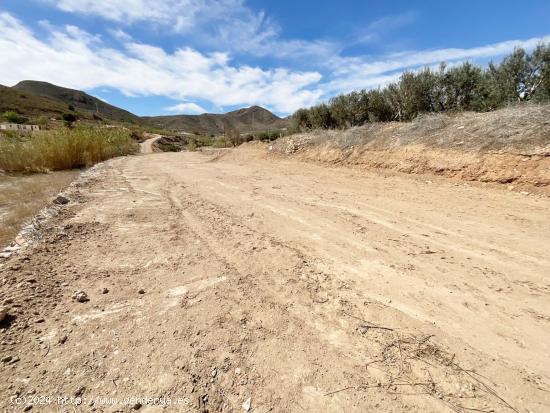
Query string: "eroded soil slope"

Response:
xmin=1 ymin=150 xmax=549 ymax=412
xmin=271 ymin=105 xmax=550 ymax=192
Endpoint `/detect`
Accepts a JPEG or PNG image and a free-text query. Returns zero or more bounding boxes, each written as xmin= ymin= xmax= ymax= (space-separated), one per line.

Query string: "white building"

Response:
xmin=0 ymin=123 xmax=40 ymax=131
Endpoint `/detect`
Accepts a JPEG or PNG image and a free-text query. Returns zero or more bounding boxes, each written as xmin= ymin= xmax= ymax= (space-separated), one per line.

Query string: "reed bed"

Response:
xmin=0 ymin=126 xmax=138 ymax=172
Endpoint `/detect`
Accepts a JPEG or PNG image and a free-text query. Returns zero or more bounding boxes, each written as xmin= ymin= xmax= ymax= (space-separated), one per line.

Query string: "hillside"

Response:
xmin=0 ymin=84 xmax=71 ymax=119
xmin=142 ymin=105 xmax=290 ymax=135
xmin=11 ymin=81 xmax=140 ymax=124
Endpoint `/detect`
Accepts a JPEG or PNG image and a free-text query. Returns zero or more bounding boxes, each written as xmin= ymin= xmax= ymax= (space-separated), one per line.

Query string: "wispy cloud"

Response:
xmin=352 ymin=11 xmax=418 ymax=45
xmin=108 ymin=28 xmax=132 ymax=42
xmin=39 ymin=0 xmax=339 ymax=62
xmin=41 ymin=0 xmax=229 ymax=32
xmin=323 ymin=35 xmax=550 ymax=95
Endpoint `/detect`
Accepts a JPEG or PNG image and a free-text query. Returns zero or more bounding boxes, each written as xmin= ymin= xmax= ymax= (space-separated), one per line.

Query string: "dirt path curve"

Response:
xmin=139 ymin=133 xmax=163 ymax=154
xmin=1 ymin=149 xmax=549 ymax=412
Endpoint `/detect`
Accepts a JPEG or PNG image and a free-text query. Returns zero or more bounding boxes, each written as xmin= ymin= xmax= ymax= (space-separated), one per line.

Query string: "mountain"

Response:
xmin=142 ymin=105 xmax=290 ymax=135
xmin=0 ymin=84 xmax=70 ymax=118
xmin=11 ymin=80 xmax=140 ymax=123
xmin=1 ymin=80 xmax=289 ymax=133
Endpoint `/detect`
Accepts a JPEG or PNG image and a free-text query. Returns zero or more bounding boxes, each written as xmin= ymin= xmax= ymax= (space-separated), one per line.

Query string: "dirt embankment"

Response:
xmin=269 ymin=104 xmax=550 ymax=192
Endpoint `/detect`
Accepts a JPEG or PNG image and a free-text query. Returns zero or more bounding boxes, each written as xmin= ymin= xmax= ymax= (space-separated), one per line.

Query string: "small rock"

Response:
xmin=520 ymin=191 xmax=530 ymax=196
xmin=58 ymin=335 xmax=68 ymax=344
xmin=10 ymin=356 xmax=20 ymax=363
xmin=23 ymin=405 xmax=32 ymax=411
xmin=1 ymin=355 xmax=12 ymax=363
xmin=0 ymin=306 xmax=8 ymax=322
xmin=242 ymin=398 xmax=251 ymax=412
xmin=211 ymin=368 xmax=217 ymax=378
xmin=132 ymin=402 xmax=142 ymax=410
xmin=138 ymin=289 xmax=145 ymax=295
xmin=235 ymin=368 xmax=242 ymax=375
xmin=75 ymin=386 xmax=86 ymax=397
xmin=53 ymin=195 xmax=70 ymax=205
xmin=101 ymin=288 xmax=109 ymax=294
xmin=0 ymin=252 xmax=11 ymax=259
xmin=72 ymin=291 xmax=89 ymax=303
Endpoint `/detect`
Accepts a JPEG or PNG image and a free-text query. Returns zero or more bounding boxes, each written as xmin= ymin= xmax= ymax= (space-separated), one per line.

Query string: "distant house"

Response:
xmin=0 ymin=123 xmax=40 ymax=131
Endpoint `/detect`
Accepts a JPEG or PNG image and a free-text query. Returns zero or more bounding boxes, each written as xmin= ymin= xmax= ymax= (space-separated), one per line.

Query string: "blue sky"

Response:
xmin=1 ymin=1 xmax=549 ymax=116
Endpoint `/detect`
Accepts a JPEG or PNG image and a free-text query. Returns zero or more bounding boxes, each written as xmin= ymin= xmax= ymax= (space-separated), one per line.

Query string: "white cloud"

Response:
xmin=42 ymin=0 xmax=275 ymax=40
xmin=42 ymin=0 xmax=215 ymax=31
xmin=166 ymin=102 xmax=207 ymax=114
xmin=40 ymin=0 xmax=339 ymax=61
xmin=0 ymin=12 xmax=322 ymax=114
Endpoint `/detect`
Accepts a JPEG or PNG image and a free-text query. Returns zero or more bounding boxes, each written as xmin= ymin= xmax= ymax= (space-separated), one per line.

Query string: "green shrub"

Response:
xmin=212 ymin=137 xmax=229 ymax=148
xmin=0 ymin=126 xmax=138 ymax=172
xmin=62 ymin=113 xmax=78 ymax=128
xmin=3 ymin=111 xmax=22 ymax=123
xmin=34 ymin=116 xmax=49 ymax=126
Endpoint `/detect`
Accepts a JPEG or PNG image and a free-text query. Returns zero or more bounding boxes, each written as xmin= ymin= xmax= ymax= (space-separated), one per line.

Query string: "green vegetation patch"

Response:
xmin=293 ymin=43 xmax=550 ymax=130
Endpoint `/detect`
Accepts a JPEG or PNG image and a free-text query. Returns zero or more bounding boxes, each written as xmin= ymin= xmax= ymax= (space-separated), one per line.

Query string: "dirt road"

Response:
xmin=1 ymin=149 xmax=549 ymax=412
xmin=139 ymin=134 xmax=163 ymax=154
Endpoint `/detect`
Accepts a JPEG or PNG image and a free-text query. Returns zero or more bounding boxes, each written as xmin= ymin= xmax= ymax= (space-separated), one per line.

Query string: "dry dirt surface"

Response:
xmin=1 ymin=148 xmax=550 ymax=412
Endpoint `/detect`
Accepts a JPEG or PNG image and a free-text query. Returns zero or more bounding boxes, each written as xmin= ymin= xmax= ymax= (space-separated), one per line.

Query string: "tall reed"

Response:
xmin=0 ymin=127 xmax=138 ymax=172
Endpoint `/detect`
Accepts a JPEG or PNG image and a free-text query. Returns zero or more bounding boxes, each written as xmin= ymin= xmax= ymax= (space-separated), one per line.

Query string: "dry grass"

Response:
xmin=335 ymin=311 xmax=520 ymax=413
xmin=0 ymin=126 xmax=138 ymax=173
xmin=0 ymin=170 xmax=78 ymax=247
xmin=275 ymin=103 xmax=550 ymax=156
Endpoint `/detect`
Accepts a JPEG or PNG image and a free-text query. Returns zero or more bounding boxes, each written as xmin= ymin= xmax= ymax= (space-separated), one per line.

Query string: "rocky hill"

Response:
xmin=0 ymin=84 xmax=69 ymax=118
xmin=142 ymin=105 xmax=290 ymax=135
xmin=11 ymin=81 xmax=140 ymax=124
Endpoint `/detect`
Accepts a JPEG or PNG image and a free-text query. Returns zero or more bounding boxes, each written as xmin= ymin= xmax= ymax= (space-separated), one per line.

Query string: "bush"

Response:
xmin=3 ymin=111 xmax=22 ymax=123
xmin=62 ymin=113 xmax=77 ymax=128
xmin=0 ymin=126 xmax=138 ymax=172
xmin=212 ymin=137 xmax=230 ymax=148
xmin=226 ymin=127 xmax=243 ymax=146
xmin=34 ymin=116 xmax=49 ymax=126
xmin=292 ymin=42 xmax=550 ymax=130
